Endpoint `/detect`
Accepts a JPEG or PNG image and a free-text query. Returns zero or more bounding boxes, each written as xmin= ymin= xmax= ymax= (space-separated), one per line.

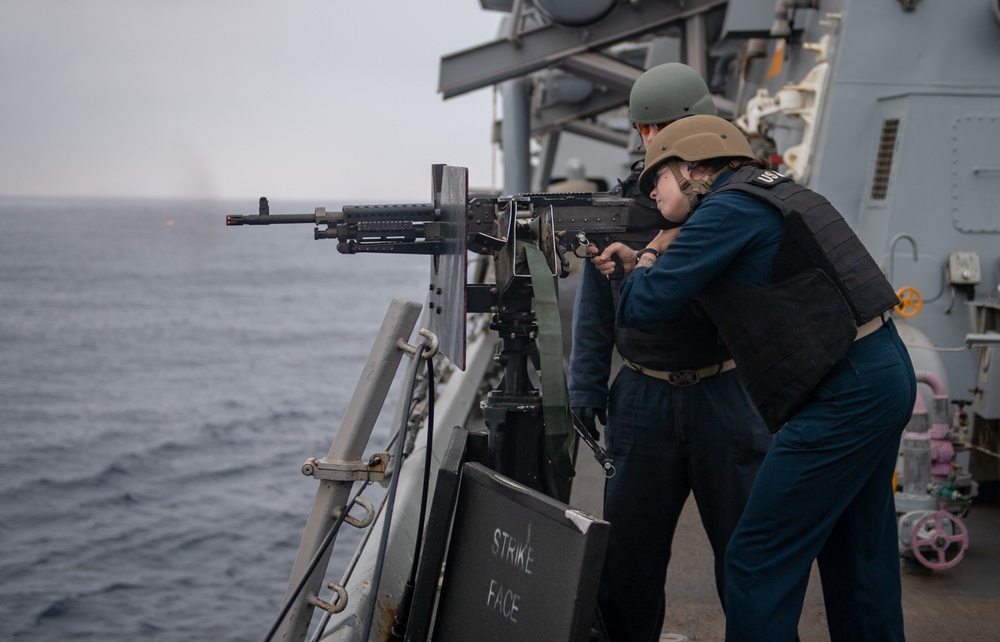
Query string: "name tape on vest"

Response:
xmin=751 ymin=170 xmax=787 ymax=187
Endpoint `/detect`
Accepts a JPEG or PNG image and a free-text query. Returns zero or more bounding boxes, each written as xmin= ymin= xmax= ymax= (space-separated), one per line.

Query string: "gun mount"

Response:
xmin=227 ymin=163 xmax=667 ymax=500
xmin=226 ymin=164 xmax=671 ymax=369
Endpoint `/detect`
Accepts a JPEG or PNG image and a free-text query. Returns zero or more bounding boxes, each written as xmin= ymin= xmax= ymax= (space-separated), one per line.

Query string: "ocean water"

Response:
xmin=0 ymin=197 xmax=430 ymax=641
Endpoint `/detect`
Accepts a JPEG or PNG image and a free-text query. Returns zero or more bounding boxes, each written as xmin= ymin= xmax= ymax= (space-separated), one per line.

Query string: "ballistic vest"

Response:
xmin=611 ymin=168 xmax=731 ymax=370
xmin=699 ymin=167 xmax=899 ymax=430
xmin=611 ymin=276 xmax=731 ymax=370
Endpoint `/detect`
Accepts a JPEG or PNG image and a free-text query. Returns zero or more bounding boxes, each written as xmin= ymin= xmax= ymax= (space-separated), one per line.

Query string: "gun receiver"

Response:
xmin=523 ymin=192 xmax=669 ymax=278
xmin=227 ymin=192 xmax=670 ymax=273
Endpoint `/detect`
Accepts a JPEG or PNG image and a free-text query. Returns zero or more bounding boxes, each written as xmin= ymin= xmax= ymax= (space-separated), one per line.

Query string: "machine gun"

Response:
xmin=227 ymin=165 xmax=672 ymax=367
xmin=227 ymin=178 xmax=670 ymax=276
xmin=227 ymin=165 xmax=664 ymax=500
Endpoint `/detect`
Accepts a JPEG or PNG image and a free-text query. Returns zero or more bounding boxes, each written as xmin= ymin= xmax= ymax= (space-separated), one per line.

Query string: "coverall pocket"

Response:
xmin=606 ymin=367 xmax=642 ymax=454
xmin=812 ymin=339 xmax=913 ymax=433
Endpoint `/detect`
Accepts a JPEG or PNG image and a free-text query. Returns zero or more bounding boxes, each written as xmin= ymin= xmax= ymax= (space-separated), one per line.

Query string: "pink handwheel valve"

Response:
xmin=910 ymin=511 xmax=969 ymax=570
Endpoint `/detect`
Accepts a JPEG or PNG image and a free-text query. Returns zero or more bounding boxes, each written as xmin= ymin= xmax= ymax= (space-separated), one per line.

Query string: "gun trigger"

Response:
xmin=559 ymin=254 xmax=571 ymax=278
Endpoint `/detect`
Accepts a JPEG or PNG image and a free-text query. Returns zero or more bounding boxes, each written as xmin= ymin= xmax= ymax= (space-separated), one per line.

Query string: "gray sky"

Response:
xmin=0 ymin=1 xmax=501 ymax=202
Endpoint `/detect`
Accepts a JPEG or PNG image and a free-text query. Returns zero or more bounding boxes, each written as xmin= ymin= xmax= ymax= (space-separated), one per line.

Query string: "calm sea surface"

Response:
xmin=0 ymin=197 xmax=430 ymax=641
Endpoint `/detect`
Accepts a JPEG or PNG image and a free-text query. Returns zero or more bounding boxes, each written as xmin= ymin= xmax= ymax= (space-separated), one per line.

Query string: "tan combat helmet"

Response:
xmin=638 ymin=115 xmax=755 ymax=198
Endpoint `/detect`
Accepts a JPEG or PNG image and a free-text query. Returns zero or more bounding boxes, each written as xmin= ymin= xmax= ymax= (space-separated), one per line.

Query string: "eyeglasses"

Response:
xmin=654 ymin=163 xmax=697 ymax=184
xmin=633 ymin=121 xmax=673 ymax=136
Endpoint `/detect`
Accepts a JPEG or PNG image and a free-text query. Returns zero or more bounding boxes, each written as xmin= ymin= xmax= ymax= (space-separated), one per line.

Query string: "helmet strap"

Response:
xmin=668 ymin=159 xmax=742 ymax=210
xmin=667 ymin=159 xmax=713 ymax=211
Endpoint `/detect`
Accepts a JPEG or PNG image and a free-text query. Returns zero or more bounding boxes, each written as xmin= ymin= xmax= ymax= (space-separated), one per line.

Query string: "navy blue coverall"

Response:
xmin=617 ymin=181 xmax=915 ymax=642
xmin=569 ymin=242 xmax=771 ymax=641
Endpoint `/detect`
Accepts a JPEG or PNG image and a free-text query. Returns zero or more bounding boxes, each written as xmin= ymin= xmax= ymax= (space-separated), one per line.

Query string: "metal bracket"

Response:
xmin=397 ymin=328 xmax=440 ymax=360
xmin=736 ymin=34 xmax=832 ymax=182
xmin=301 ymin=452 xmax=389 ymax=482
xmin=342 ymin=496 xmax=376 ymax=528
xmin=308 ymin=582 xmax=348 ymax=614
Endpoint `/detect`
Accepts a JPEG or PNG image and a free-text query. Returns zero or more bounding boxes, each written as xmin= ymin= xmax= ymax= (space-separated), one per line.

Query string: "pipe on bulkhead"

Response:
xmin=501 ymin=77 xmax=532 ymax=194
xmin=901 ymin=393 xmax=932 ymax=496
xmin=915 ymin=370 xmax=956 ymax=479
xmin=888 ymin=232 xmax=918 ymax=287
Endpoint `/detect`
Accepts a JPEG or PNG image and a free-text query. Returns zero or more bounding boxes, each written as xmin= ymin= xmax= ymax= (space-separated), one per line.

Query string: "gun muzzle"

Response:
xmin=226 ymin=213 xmax=320 ymax=226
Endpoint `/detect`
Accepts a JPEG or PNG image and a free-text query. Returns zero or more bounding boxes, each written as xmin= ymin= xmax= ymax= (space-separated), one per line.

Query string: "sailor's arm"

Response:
xmin=617 ymin=202 xmax=748 ymax=330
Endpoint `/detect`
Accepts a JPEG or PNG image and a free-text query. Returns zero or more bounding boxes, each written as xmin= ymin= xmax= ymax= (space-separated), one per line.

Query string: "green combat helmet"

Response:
xmin=628 ymin=63 xmax=717 ymax=125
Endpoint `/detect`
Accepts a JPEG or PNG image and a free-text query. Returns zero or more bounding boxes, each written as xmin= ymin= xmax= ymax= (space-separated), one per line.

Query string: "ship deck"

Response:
xmin=568 ymin=432 xmax=1000 ymax=642
xmin=555 ymin=271 xmax=1000 ymax=641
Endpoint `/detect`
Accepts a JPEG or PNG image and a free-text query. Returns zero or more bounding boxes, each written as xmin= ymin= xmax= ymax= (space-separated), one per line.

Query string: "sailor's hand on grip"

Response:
xmin=571 ymin=407 xmax=606 ymax=441
xmin=590 ymin=243 xmax=637 ymax=279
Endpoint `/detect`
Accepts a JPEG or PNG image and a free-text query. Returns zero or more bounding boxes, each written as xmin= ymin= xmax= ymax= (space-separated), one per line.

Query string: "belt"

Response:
xmin=855 ymin=314 xmax=886 ymax=342
xmin=623 ymin=359 xmax=736 ymax=387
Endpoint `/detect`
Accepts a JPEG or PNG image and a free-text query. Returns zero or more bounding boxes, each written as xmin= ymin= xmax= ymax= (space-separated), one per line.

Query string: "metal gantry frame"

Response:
xmin=440 ymin=0 xmax=727 ymax=190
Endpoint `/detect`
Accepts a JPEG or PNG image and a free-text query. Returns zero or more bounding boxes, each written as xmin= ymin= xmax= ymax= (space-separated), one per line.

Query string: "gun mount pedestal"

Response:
xmin=481 ymin=301 xmax=573 ymax=503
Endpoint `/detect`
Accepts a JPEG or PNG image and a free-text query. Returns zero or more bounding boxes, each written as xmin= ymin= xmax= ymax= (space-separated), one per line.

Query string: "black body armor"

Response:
xmin=612 ymin=166 xmax=731 ymax=370
xmin=699 ymin=168 xmax=900 ymax=430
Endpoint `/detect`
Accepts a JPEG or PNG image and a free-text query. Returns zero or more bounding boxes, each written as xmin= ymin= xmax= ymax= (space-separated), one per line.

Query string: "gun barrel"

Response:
xmin=226 ymin=213 xmax=320 ymax=226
